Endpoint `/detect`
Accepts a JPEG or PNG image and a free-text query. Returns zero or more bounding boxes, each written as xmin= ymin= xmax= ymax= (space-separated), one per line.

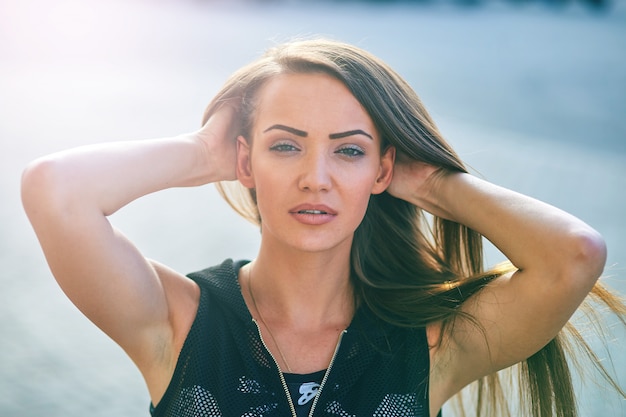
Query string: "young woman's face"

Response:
xmin=237 ymin=72 xmax=394 ymax=254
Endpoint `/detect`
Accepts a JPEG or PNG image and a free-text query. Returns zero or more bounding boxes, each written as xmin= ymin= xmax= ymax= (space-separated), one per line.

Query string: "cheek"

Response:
xmin=355 ymin=184 xmax=376 ymax=211
xmin=341 ymin=168 xmax=380 ymax=211
xmin=249 ymin=163 xmax=288 ymax=215
xmin=251 ymin=157 xmax=286 ymax=187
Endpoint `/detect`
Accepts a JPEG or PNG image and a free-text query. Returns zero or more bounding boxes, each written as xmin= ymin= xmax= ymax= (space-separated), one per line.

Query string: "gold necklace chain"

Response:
xmin=247 ymin=266 xmax=294 ymax=374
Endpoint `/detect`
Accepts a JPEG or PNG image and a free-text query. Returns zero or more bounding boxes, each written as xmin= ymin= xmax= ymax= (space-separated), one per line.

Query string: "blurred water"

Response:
xmin=1 ymin=0 xmax=625 ymax=415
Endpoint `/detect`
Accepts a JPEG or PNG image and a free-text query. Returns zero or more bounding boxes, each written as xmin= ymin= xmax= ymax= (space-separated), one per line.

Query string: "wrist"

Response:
xmin=406 ymin=169 xmax=462 ymax=221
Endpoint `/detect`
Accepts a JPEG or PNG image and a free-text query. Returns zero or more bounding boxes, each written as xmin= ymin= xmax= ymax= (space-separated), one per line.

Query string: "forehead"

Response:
xmin=253 ymin=72 xmax=376 ymax=136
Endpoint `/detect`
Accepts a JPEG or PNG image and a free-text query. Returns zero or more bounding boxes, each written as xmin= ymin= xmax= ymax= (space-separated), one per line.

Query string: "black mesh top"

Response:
xmin=150 ymin=259 xmax=436 ymax=417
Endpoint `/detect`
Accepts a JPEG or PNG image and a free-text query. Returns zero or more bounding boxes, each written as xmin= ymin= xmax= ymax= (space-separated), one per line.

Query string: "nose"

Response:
xmin=298 ymin=151 xmax=332 ymax=192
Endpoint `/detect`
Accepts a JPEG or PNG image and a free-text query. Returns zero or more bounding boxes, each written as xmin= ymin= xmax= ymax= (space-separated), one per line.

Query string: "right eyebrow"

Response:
xmin=262 ymin=124 xmax=308 ymax=137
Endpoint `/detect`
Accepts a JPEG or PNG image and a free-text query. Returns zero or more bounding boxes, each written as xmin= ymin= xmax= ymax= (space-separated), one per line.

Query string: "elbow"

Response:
xmin=21 ymin=157 xmax=66 ymax=220
xmin=21 ymin=159 xmax=47 ymax=215
xmin=565 ymin=227 xmax=607 ymax=288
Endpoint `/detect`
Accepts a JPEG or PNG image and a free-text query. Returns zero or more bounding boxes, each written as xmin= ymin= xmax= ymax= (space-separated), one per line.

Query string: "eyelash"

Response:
xmin=268 ymin=142 xmax=365 ymax=158
xmin=269 ymin=142 xmax=299 ymax=153
xmin=336 ymin=145 xmax=365 ymax=157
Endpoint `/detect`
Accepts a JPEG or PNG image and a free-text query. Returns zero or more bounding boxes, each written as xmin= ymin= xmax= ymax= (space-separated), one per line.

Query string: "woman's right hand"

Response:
xmin=194 ymin=105 xmax=240 ymax=183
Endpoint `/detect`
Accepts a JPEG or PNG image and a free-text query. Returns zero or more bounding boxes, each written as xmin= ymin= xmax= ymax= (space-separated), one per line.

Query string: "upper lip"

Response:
xmin=289 ymin=203 xmax=337 ymax=215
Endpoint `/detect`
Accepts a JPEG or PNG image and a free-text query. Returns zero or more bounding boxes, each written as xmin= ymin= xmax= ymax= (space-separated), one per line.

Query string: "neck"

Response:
xmin=243 ymin=241 xmax=355 ymax=330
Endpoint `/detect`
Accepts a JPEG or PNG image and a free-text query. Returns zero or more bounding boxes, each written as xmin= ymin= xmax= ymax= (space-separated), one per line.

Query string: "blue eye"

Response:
xmin=269 ymin=142 xmax=299 ymax=152
xmin=337 ymin=146 xmax=365 ymax=157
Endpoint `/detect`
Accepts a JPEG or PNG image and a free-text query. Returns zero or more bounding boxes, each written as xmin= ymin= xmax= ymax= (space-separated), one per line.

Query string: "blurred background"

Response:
xmin=1 ymin=0 xmax=625 ymax=415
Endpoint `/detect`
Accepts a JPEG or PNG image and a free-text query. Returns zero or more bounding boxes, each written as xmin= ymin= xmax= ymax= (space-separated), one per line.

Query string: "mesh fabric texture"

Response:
xmin=150 ymin=259 xmax=433 ymax=417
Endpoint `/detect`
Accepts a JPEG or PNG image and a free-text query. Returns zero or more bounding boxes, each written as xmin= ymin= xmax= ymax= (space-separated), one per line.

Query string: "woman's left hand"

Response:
xmin=386 ymin=152 xmax=453 ymax=220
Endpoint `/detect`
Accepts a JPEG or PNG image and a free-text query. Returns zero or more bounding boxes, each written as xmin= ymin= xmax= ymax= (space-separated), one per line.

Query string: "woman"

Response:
xmin=21 ymin=39 xmax=624 ymax=417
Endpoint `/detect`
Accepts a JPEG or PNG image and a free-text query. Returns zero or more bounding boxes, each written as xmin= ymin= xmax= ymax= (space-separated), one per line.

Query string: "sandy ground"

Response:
xmin=1 ymin=0 xmax=625 ymax=415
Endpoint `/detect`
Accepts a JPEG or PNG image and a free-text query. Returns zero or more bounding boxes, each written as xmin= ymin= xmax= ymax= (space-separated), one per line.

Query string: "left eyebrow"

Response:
xmin=329 ymin=130 xmax=373 ymax=140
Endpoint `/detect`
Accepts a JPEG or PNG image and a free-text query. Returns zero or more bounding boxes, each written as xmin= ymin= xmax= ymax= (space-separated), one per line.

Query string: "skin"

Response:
xmin=21 ymin=72 xmax=606 ymax=417
xmin=235 ymin=73 xmax=394 ymax=376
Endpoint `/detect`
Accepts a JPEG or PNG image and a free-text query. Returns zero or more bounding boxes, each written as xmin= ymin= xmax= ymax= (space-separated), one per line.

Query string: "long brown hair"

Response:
xmin=202 ymin=38 xmax=625 ymax=416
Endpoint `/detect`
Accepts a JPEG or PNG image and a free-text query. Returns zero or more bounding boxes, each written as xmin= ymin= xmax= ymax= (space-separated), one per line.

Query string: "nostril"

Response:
xmin=298 ymin=158 xmax=332 ymax=192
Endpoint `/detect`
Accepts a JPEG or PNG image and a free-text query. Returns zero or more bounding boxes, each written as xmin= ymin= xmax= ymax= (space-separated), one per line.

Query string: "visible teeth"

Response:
xmin=298 ymin=210 xmax=326 ymax=214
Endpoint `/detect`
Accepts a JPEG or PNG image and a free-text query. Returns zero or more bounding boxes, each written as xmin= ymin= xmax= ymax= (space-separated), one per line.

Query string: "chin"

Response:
xmin=288 ymin=235 xmax=353 ymax=255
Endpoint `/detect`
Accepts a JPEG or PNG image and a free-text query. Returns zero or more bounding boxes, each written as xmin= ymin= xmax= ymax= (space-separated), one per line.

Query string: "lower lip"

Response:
xmin=290 ymin=212 xmax=336 ymax=225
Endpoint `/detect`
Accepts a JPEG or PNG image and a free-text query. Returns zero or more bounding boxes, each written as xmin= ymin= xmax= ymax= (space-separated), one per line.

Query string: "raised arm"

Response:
xmin=20 ymin=107 xmax=237 ymax=400
xmin=387 ymin=159 xmax=607 ymax=410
